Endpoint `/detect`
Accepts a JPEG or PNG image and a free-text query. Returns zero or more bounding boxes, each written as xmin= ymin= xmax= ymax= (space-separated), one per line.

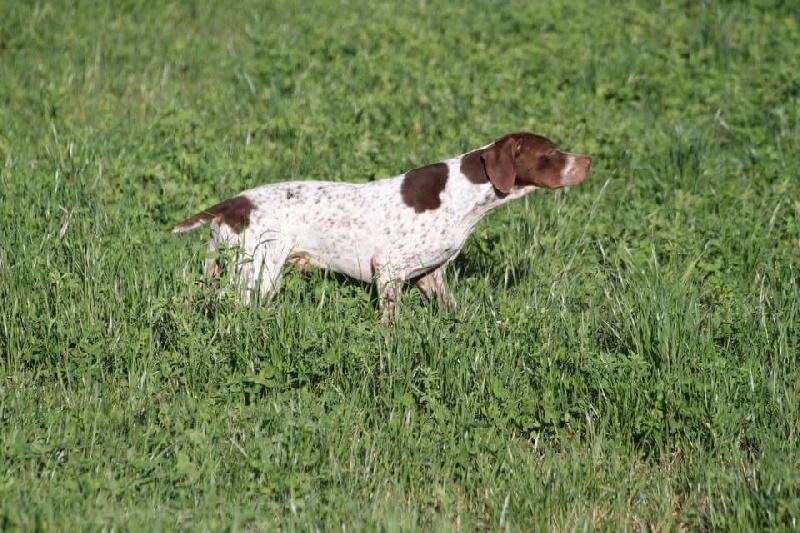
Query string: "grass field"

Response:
xmin=1 ymin=0 xmax=799 ymax=529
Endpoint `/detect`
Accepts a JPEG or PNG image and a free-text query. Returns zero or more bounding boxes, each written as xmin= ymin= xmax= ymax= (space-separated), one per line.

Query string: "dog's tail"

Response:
xmin=172 ymin=211 xmax=216 ymax=233
xmin=172 ymin=195 xmax=254 ymax=234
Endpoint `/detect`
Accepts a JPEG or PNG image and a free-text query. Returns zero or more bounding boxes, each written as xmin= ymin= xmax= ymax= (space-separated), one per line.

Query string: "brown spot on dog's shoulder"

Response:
xmin=205 ymin=195 xmax=255 ymax=234
xmin=460 ymin=148 xmax=489 ymax=185
xmin=400 ymin=162 xmax=449 ymax=213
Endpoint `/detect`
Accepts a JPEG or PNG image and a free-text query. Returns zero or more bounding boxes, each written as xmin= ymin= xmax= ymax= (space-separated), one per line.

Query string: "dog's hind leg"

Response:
xmin=203 ymin=240 xmax=221 ymax=279
xmin=238 ymin=233 xmax=293 ymax=305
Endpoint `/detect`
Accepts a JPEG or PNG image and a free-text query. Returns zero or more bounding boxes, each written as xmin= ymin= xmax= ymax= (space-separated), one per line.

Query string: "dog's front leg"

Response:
xmin=372 ymin=256 xmax=402 ymax=324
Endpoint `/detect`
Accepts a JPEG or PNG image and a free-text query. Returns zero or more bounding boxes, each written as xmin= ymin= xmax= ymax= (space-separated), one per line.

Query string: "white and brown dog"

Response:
xmin=173 ymin=132 xmax=592 ymax=322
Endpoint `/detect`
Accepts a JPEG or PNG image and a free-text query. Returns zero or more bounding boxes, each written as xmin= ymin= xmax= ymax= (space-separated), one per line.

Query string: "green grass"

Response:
xmin=1 ymin=0 xmax=799 ymax=529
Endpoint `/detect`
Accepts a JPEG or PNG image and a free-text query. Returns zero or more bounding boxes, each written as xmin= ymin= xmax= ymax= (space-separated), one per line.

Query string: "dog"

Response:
xmin=173 ymin=132 xmax=592 ymax=322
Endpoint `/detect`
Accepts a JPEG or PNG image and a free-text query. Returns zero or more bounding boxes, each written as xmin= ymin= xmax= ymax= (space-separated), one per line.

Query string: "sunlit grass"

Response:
xmin=1 ymin=0 xmax=799 ymax=529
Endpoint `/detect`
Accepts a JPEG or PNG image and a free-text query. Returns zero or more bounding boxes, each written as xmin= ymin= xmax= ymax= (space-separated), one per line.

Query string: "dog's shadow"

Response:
xmin=447 ymin=238 xmax=534 ymax=293
xmin=284 ymin=248 xmax=534 ymax=312
xmin=196 ymin=240 xmax=535 ymax=316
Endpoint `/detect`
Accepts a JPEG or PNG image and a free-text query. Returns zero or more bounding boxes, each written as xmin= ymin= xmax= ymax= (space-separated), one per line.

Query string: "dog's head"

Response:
xmin=481 ymin=133 xmax=592 ymax=194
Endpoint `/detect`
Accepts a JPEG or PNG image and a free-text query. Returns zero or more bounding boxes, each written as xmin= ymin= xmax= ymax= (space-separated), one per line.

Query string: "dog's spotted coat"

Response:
xmin=173 ymin=132 xmax=592 ymax=322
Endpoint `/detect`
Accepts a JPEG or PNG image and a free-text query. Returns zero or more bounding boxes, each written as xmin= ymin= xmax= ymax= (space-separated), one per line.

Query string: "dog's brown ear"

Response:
xmin=481 ymin=136 xmax=518 ymax=194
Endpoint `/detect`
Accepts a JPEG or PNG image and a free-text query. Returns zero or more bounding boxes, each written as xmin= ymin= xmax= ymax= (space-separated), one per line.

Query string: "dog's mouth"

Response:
xmin=562 ymin=155 xmax=592 ymax=187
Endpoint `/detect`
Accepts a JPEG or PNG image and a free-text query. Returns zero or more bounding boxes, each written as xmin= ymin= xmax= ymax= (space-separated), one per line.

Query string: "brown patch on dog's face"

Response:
xmin=481 ymin=133 xmax=592 ymax=193
xmin=400 ymin=163 xmax=450 ymax=213
xmin=512 ymin=135 xmax=571 ymax=189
